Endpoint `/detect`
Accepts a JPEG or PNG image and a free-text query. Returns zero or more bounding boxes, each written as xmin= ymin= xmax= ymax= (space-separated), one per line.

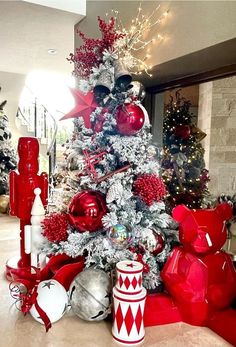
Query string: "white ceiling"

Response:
xmin=22 ymin=0 xmax=86 ymax=15
xmin=0 ymin=1 xmax=85 ymax=76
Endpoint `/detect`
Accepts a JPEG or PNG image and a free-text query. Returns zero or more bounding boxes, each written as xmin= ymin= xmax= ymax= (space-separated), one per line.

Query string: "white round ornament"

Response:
xmin=30 ymin=279 xmax=68 ymax=324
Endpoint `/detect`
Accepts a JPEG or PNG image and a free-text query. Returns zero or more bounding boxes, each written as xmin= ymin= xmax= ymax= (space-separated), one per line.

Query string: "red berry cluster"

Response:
xmin=133 ymin=174 xmax=167 ymax=206
xmin=42 ymin=213 xmax=68 ymax=243
xmin=97 ymin=16 xmax=124 ymax=50
xmin=68 ymin=16 xmax=125 ymax=78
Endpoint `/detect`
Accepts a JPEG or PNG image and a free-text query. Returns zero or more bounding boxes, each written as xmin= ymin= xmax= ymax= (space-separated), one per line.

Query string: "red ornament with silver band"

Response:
xmin=68 ymin=190 xmax=107 ymax=233
xmin=116 ymin=103 xmax=145 ymax=136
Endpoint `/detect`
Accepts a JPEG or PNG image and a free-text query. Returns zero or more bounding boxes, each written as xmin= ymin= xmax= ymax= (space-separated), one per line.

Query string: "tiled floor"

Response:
xmin=0 ymin=214 xmax=231 ymax=346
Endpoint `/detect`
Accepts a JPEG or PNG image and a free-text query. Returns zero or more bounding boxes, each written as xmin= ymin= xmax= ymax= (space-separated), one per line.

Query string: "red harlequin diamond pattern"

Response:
xmin=115 ymin=303 xmax=144 ymax=336
xmin=131 ymin=276 xmax=138 ymax=289
xmin=125 ymin=306 xmax=134 ymax=336
xmin=118 ymin=275 xmax=141 ymax=290
xmin=119 ymin=275 xmax=123 ymax=288
xmin=124 ymin=277 xmax=131 ymax=290
xmin=135 ymin=305 xmax=142 ymax=334
xmin=116 ymin=303 xmax=123 ymax=333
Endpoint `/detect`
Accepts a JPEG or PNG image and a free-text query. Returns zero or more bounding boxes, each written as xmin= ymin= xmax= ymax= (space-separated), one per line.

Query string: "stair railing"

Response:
xmin=16 ymin=86 xmax=58 ymax=182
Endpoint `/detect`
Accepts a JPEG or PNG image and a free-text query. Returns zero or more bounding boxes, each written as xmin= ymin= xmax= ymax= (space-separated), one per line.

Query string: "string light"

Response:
xmin=108 ymin=3 xmax=169 ymax=76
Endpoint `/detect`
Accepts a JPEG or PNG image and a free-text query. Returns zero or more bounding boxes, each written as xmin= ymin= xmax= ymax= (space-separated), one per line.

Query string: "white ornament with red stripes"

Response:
xmin=116 ymin=260 xmax=143 ymax=295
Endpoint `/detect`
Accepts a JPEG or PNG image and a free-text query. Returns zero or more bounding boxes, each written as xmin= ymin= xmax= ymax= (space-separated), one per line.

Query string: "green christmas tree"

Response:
xmin=162 ymin=91 xmax=210 ymax=209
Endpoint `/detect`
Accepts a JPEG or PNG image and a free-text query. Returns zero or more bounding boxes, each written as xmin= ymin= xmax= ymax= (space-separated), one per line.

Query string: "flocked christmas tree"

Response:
xmin=41 ymin=10 xmax=178 ymax=291
xmin=0 ymin=96 xmax=17 ymax=195
xmin=162 ymin=91 xmax=210 ymax=209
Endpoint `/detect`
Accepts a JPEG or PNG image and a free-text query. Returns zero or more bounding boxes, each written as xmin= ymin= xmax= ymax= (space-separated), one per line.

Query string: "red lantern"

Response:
xmin=68 ymin=190 xmax=108 ymax=232
xmin=174 ymin=125 xmax=191 ymax=139
xmin=116 ymin=103 xmax=145 ymax=136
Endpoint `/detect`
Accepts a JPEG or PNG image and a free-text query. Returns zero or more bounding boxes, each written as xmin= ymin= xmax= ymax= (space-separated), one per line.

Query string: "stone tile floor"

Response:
xmin=0 ymin=214 xmax=231 ymax=346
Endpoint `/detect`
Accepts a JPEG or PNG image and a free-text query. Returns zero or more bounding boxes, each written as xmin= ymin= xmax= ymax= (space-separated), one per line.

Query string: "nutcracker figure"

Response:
xmin=6 ymin=137 xmax=48 ymax=279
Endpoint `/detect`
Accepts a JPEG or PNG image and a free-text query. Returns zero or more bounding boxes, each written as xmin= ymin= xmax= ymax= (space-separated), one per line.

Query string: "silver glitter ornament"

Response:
xmin=114 ymin=59 xmax=132 ymax=88
xmin=69 ymin=269 xmax=111 ymax=321
xmin=94 ymin=70 xmax=114 ymax=95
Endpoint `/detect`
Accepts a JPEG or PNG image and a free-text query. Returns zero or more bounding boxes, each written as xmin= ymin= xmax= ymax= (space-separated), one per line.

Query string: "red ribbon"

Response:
xmin=9 ymin=254 xmax=85 ymax=331
xmin=9 ymin=266 xmax=52 ymax=331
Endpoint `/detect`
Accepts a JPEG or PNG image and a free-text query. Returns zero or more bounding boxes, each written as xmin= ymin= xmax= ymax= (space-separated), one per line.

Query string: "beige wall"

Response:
xmin=198 ymin=76 xmax=236 ymax=197
xmin=0 ymin=71 xmax=26 ymax=145
xmin=76 ymin=1 xmax=236 ymax=67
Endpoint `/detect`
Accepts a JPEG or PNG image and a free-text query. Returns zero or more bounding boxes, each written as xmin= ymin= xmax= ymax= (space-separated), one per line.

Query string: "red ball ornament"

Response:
xmin=116 ymin=103 xmax=145 ymax=136
xmin=151 ymin=230 xmax=165 ymax=256
xmin=140 ymin=228 xmax=165 ymax=256
xmin=174 ymin=125 xmax=191 ymax=139
xmin=68 ymin=190 xmax=108 ymax=232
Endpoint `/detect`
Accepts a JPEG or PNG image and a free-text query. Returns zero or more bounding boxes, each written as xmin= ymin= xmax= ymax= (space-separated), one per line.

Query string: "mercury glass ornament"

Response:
xmin=141 ymin=227 xmax=165 ymax=256
xmin=107 ymin=224 xmax=130 ymax=250
xmin=94 ymin=70 xmax=114 ymax=95
xmin=69 ymin=269 xmax=111 ymax=322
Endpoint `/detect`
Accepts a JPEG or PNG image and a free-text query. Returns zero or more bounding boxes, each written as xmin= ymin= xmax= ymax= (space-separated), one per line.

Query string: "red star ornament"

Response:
xmin=60 ymin=88 xmax=98 ymax=128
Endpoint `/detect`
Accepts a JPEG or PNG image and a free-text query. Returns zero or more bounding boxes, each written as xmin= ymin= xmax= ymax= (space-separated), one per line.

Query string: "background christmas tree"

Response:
xmin=162 ymin=90 xmax=210 ymax=209
xmin=41 ymin=12 xmax=179 ymax=292
xmin=0 ymin=95 xmax=17 ymax=196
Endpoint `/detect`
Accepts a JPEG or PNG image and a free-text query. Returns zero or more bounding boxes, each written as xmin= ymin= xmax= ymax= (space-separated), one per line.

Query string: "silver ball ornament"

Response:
xmin=107 ymin=224 xmax=130 ymax=250
xmin=69 ymin=269 xmax=111 ymax=321
xmin=129 ymin=81 xmax=146 ymax=101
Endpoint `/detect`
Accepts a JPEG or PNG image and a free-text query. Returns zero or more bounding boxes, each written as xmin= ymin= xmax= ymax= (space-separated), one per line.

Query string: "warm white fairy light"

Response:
xmin=107 ymin=3 xmax=169 ymax=76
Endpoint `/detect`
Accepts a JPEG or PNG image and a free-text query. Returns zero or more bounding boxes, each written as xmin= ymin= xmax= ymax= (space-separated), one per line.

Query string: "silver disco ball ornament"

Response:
xmin=69 ymin=269 xmax=111 ymax=321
